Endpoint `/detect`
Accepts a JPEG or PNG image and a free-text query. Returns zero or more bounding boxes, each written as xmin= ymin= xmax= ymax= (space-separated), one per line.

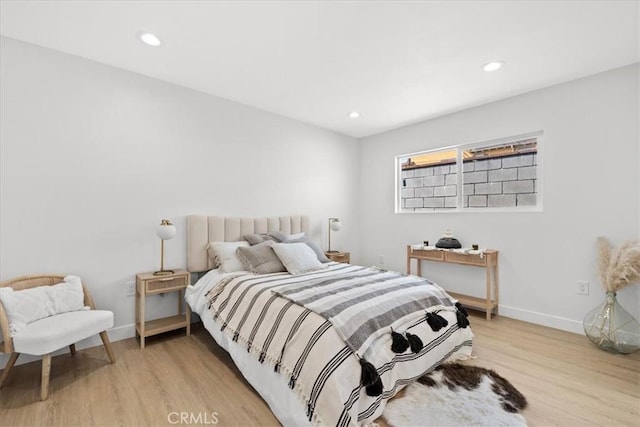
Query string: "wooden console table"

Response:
xmin=406 ymin=246 xmax=499 ymax=320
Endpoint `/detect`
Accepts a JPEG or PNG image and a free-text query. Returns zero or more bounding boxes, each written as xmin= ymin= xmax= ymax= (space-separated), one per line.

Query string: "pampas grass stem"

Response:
xmin=596 ymin=237 xmax=640 ymax=292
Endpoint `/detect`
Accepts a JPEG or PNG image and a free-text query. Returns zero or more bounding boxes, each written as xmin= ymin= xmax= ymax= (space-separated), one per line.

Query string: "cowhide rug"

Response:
xmin=383 ymin=363 xmax=528 ymax=427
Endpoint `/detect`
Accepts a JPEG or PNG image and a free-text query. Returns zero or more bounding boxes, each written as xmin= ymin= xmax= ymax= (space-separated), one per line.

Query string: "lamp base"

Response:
xmin=153 ymin=269 xmax=175 ymax=276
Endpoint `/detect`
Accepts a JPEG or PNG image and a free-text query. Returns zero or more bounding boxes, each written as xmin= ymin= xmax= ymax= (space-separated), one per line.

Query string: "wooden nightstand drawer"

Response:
xmin=325 ymin=251 xmax=350 ymax=263
xmin=144 ymin=275 xmax=188 ymax=294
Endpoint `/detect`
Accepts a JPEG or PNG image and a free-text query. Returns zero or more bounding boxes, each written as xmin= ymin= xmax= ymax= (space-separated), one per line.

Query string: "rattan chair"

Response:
xmin=0 ymin=274 xmax=116 ymax=400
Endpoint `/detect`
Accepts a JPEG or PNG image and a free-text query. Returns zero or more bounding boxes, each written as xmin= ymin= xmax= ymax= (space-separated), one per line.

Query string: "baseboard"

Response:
xmin=499 ymin=305 xmax=584 ymax=335
xmin=1 ymin=323 xmax=137 ymax=368
xmin=2 ymin=309 xmax=584 ymax=369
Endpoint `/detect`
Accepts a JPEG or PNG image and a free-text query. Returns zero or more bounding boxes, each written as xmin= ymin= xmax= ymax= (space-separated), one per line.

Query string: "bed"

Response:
xmin=185 ymin=215 xmax=473 ymax=426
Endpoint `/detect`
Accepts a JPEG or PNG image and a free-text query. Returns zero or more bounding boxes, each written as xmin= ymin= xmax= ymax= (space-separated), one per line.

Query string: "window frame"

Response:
xmin=395 ymin=131 xmax=543 ymax=214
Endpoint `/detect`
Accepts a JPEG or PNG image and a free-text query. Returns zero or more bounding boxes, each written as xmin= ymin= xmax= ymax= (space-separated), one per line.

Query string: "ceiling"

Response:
xmin=1 ymin=1 xmax=638 ymax=138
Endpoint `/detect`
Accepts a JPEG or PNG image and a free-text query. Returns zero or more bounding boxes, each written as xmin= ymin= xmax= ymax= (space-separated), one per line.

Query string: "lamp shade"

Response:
xmin=156 ymin=219 xmax=176 ymax=240
xmin=330 ymin=219 xmax=341 ymax=231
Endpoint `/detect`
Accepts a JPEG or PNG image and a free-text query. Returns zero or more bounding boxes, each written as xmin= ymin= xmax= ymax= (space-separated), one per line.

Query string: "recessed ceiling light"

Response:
xmin=138 ymin=32 xmax=162 ymax=47
xmin=483 ymin=61 xmax=504 ymax=72
xmin=348 ymin=111 xmax=360 ymax=119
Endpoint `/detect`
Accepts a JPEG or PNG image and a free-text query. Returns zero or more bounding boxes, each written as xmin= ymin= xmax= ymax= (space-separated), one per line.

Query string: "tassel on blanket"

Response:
xmin=359 ymin=358 xmax=383 ymax=396
xmin=426 ymin=311 xmax=448 ymax=331
xmin=455 ymin=301 xmax=469 ymax=317
xmin=289 ymin=376 xmax=296 ymax=389
xmin=307 ymin=402 xmax=313 ymax=420
xmin=259 ymin=352 xmax=266 ymax=363
xmin=366 ymin=379 xmax=383 ymax=396
xmin=456 ymin=308 xmax=470 ymax=328
xmin=405 ymin=332 xmax=423 ymax=353
xmin=274 ymin=362 xmax=280 ymax=373
xmin=390 ymin=328 xmax=409 ymax=353
xmin=437 ymin=311 xmax=449 ymax=328
xmin=359 ymin=358 xmax=379 ymax=386
xmin=232 ymin=332 xmax=239 ymax=342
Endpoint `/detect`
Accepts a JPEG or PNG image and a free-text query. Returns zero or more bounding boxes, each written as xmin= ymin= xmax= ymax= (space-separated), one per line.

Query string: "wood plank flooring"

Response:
xmin=1 ymin=313 xmax=638 ymax=426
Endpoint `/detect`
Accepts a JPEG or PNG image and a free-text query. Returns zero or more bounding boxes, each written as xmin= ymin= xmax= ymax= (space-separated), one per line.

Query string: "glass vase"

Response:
xmin=583 ymin=292 xmax=640 ymax=354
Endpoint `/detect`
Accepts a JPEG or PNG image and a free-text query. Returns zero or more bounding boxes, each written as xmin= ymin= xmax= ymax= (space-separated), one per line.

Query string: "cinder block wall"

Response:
xmin=400 ymin=153 xmax=537 ymax=211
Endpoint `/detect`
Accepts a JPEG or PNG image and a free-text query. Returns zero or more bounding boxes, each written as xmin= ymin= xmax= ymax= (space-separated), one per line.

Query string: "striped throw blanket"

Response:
xmin=272 ymin=268 xmax=456 ymax=357
xmin=204 ymin=263 xmax=473 ymax=426
xmin=271 ymin=267 xmax=460 ymax=396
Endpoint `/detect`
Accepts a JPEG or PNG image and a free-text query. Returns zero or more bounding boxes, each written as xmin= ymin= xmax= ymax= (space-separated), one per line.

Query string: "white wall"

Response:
xmin=358 ymin=64 xmax=640 ymax=333
xmin=0 ymin=37 xmax=359 ymax=363
xmin=2 ymin=35 xmax=638 ymax=370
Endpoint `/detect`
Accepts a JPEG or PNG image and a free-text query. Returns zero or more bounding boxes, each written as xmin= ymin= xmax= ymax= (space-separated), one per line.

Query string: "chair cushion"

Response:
xmin=12 ymin=310 xmax=114 ymax=356
xmin=0 ymin=275 xmax=86 ymax=337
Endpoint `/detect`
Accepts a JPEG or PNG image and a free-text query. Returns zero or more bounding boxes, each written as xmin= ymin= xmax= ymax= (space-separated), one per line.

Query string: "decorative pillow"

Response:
xmin=0 ymin=275 xmax=86 ymax=337
xmin=206 ymin=241 xmax=250 ymax=272
xmin=48 ymin=275 xmax=86 ymax=314
xmin=272 ymin=242 xmax=327 ymax=275
xmin=242 ymin=233 xmax=277 ymax=246
xmin=268 ymin=231 xmax=305 ymax=242
xmin=243 ymin=234 xmax=265 ymax=245
xmin=290 ymin=237 xmax=331 ymax=263
xmin=236 ymin=241 xmax=286 ymax=274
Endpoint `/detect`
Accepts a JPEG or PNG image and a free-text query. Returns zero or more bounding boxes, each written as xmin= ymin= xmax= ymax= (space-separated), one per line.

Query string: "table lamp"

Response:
xmin=154 ymin=219 xmax=176 ymax=276
xmin=328 ymin=218 xmax=341 ymax=253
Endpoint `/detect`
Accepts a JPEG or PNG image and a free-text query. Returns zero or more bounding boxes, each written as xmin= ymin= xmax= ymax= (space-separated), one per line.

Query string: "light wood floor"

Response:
xmin=1 ymin=313 xmax=638 ymax=426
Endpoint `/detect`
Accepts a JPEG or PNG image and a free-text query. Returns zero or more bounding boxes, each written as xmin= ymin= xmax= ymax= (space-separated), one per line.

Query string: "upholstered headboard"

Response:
xmin=187 ymin=215 xmax=310 ymax=272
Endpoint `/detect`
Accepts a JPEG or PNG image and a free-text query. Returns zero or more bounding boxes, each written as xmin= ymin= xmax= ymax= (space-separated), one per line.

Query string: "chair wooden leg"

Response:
xmin=0 ymin=352 xmax=19 ymax=388
xmin=69 ymin=344 xmax=76 ymax=356
xmin=40 ymin=354 xmax=51 ymax=401
xmin=100 ymin=331 xmax=116 ymax=364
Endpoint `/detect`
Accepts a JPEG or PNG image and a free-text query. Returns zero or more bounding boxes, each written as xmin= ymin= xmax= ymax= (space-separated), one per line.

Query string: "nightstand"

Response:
xmin=135 ymin=269 xmax=191 ymax=348
xmin=325 ymin=251 xmax=350 ymax=263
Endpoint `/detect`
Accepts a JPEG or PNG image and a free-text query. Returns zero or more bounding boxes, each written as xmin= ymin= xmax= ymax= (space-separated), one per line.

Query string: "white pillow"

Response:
xmin=207 ymin=241 xmax=250 ymax=272
xmin=272 ymin=242 xmax=327 ymax=275
xmin=49 ymin=275 xmax=86 ymax=315
xmin=282 ymin=232 xmax=305 ymax=241
xmin=0 ymin=275 xmax=86 ymax=337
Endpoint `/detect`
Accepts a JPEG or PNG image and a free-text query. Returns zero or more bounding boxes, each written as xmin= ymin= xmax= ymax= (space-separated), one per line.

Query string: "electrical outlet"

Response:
xmin=576 ymin=280 xmax=589 ymax=295
xmin=126 ymin=281 xmax=136 ymax=297
xmin=379 ymin=255 xmax=385 ymax=266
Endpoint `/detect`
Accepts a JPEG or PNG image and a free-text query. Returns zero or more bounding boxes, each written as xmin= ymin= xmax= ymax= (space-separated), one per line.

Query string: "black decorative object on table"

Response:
xmin=435 ymin=229 xmax=462 ymax=249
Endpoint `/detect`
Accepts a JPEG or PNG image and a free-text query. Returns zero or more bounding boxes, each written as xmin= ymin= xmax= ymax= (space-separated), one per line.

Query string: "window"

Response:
xmin=396 ymin=132 xmax=541 ymax=212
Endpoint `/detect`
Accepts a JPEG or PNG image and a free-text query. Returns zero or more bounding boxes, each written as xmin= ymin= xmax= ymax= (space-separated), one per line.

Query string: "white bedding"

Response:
xmin=186 ymin=269 xmax=311 ymax=426
xmin=186 ymin=265 xmax=473 ymax=426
